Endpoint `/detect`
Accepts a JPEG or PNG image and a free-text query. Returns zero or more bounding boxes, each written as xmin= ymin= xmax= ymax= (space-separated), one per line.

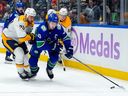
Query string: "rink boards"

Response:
xmin=0 ymin=23 xmax=128 ymax=80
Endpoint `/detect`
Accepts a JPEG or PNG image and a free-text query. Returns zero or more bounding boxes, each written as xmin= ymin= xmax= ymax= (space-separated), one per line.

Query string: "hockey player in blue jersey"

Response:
xmin=4 ymin=2 xmax=24 ymax=63
xmin=29 ymin=13 xmax=73 ymax=79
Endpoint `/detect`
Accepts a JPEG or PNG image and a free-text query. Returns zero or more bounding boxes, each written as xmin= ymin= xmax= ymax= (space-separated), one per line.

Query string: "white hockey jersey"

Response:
xmin=2 ymin=15 xmax=34 ymax=43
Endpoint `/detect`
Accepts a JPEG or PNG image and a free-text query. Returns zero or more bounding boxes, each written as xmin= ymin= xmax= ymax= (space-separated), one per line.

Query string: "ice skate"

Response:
xmin=5 ymin=56 xmax=13 ymax=64
xmin=46 ymin=68 xmax=54 ymax=79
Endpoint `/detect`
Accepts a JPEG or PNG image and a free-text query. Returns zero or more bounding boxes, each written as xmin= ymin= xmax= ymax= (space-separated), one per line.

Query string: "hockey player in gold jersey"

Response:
xmin=46 ymin=8 xmax=72 ymax=35
xmin=58 ymin=8 xmax=72 ymax=64
xmin=2 ymin=8 xmax=36 ymax=80
xmin=59 ymin=8 xmax=72 ymax=37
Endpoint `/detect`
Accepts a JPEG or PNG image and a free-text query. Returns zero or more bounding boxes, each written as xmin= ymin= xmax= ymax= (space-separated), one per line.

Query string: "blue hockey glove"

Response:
xmin=65 ymin=46 xmax=73 ymax=59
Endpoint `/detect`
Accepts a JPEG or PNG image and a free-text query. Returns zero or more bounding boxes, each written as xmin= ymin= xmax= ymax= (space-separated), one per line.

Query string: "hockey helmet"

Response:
xmin=25 ymin=8 xmax=36 ymax=17
xmin=48 ymin=13 xmax=58 ymax=23
xmin=47 ymin=9 xmax=56 ymax=15
xmin=59 ymin=8 xmax=68 ymax=16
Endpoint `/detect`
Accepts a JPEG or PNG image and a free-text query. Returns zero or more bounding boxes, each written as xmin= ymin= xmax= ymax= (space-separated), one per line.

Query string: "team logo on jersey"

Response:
xmin=38 ymin=34 xmax=41 ymax=39
xmin=37 ymin=41 xmax=45 ymax=48
xmin=41 ymin=25 xmax=47 ymax=31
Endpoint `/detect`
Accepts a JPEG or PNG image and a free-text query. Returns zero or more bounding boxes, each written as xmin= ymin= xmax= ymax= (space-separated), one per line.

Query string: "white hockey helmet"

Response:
xmin=59 ymin=8 xmax=68 ymax=16
xmin=47 ymin=9 xmax=56 ymax=15
xmin=25 ymin=8 xmax=36 ymax=17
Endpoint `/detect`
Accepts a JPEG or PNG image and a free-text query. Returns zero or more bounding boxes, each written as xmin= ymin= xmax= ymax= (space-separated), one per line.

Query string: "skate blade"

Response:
xmin=28 ymin=75 xmax=37 ymax=80
xmin=4 ymin=61 xmax=14 ymax=64
xmin=22 ymin=78 xmax=30 ymax=81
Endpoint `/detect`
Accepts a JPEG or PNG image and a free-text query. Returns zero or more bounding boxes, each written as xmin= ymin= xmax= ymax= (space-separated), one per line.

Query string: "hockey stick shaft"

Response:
xmin=73 ymin=56 xmax=125 ymax=89
xmin=60 ymin=53 xmax=66 ymax=71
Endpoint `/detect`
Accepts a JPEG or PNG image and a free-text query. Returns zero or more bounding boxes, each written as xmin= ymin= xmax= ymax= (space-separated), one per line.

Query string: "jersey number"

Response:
xmin=19 ymin=25 xmax=25 ymax=30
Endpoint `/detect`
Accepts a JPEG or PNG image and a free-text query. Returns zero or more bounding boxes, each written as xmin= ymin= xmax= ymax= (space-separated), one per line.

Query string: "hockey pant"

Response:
xmin=29 ymin=46 xmax=60 ymax=71
xmin=2 ymin=37 xmax=30 ymax=74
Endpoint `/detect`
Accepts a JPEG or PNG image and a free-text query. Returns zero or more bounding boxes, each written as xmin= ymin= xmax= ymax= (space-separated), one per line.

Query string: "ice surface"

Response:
xmin=0 ymin=53 xmax=128 ymax=96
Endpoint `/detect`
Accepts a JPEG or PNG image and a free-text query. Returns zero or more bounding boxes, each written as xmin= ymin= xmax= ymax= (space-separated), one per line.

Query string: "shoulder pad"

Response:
xmin=57 ymin=24 xmax=62 ymax=30
xmin=41 ymin=25 xmax=47 ymax=31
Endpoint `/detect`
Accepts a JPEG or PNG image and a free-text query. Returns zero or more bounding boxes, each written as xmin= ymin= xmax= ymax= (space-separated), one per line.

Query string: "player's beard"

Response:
xmin=27 ymin=16 xmax=34 ymax=24
xmin=27 ymin=19 xmax=33 ymax=24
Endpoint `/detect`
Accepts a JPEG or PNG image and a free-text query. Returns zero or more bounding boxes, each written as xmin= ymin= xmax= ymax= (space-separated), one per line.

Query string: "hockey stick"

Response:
xmin=43 ymin=50 xmax=47 ymax=55
xmin=60 ymin=53 xmax=66 ymax=71
xmin=72 ymin=56 xmax=125 ymax=90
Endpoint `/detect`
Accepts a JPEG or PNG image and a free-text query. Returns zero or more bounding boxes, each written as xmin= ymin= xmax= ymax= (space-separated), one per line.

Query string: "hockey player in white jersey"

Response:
xmin=4 ymin=2 xmax=25 ymax=63
xmin=1 ymin=8 xmax=36 ymax=80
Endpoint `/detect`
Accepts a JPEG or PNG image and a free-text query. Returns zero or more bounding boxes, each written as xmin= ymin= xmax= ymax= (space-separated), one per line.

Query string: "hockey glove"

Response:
xmin=28 ymin=33 xmax=35 ymax=44
xmin=29 ymin=33 xmax=35 ymax=40
xmin=65 ymin=46 xmax=73 ymax=59
xmin=26 ymin=26 xmax=33 ymax=34
xmin=28 ymin=40 xmax=35 ymax=44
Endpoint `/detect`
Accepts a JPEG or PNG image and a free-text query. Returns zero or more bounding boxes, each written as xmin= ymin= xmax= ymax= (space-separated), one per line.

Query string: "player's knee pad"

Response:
xmin=14 ymin=47 xmax=24 ymax=64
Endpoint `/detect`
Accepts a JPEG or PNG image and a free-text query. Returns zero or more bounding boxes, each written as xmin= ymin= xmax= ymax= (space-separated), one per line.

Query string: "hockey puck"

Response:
xmin=110 ymin=86 xmax=115 ymax=89
xmin=63 ymin=68 xmax=66 ymax=71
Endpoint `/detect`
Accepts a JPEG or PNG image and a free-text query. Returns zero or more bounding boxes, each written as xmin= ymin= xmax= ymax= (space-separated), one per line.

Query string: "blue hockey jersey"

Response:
xmin=29 ymin=21 xmax=73 ymax=69
xmin=4 ymin=10 xmax=23 ymax=28
xmin=35 ymin=21 xmax=72 ymax=51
